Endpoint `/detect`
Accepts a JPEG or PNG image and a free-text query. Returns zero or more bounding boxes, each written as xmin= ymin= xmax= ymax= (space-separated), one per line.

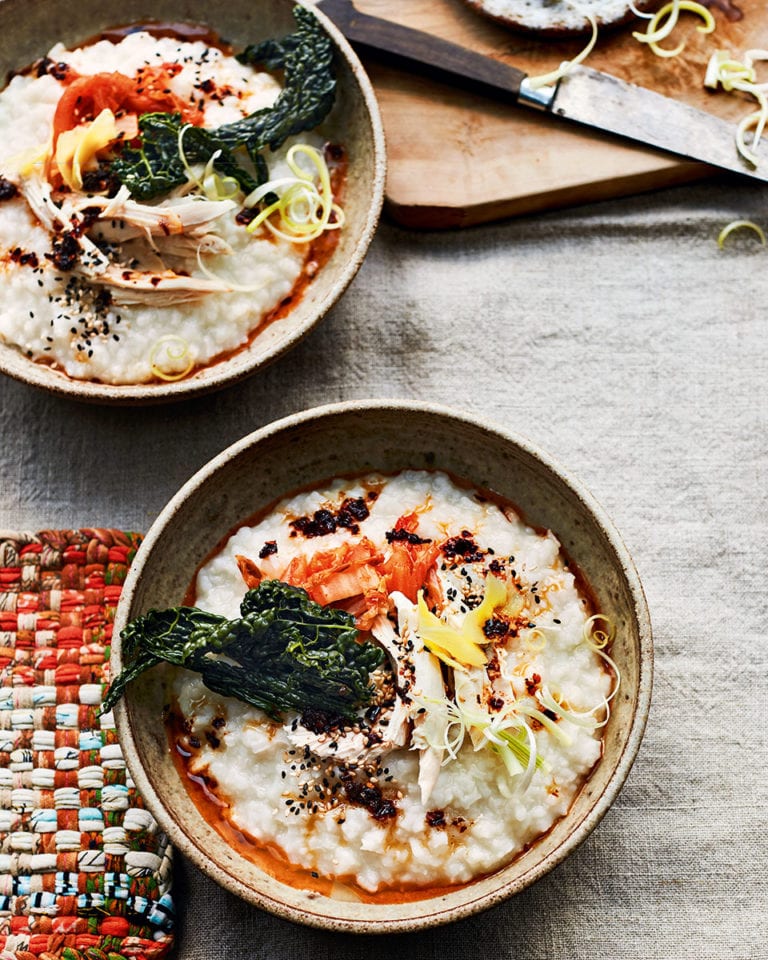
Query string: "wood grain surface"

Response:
xmin=343 ymin=0 xmax=762 ymax=227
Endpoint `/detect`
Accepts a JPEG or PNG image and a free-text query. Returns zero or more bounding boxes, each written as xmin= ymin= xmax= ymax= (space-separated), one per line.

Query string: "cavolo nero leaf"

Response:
xmin=103 ymin=580 xmax=383 ymax=720
xmin=110 ymin=112 xmax=260 ymax=201
xmin=216 ymin=6 xmax=336 ymax=154
xmin=110 ymin=7 xmax=335 ymax=201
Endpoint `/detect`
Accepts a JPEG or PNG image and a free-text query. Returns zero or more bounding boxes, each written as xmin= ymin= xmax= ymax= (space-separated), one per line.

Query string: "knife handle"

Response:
xmin=319 ymin=0 xmax=529 ymax=104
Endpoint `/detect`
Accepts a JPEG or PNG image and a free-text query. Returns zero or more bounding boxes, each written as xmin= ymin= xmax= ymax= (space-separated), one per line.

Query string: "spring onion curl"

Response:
xmin=149 ymin=335 xmax=194 ymax=381
xmin=527 ymin=5 xmax=598 ymax=91
xmin=705 ymin=50 xmax=768 ymax=166
xmin=580 ymin=613 xmax=622 ymax=716
xmin=244 ymin=144 xmax=344 ymax=242
xmin=632 ymin=1 xmax=715 ymax=59
xmin=717 ymin=219 xmax=767 ymax=249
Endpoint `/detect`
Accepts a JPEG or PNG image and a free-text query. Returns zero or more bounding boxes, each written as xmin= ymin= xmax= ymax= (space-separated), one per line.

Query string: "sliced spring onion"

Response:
xmin=201 ymin=151 xmax=240 ymax=201
xmin=514 ymin=701 xmax=573 ymax=746
xmin=412 ymin=693 xmax=545 ymax=793
xmin=244 ymin=144 xmax=344 ymax=243
xmin=412 ymin=695 xmax=469 ymax=763
xmin=527 ymin=6 xmax=599 ymax=91
xmin=496 ymin=725 xmax=539 ymax=793
xmin=717 ymin=219 xmax=767 ymax=248
xmin=632 ymin=1 xmax=715 ymax=59
xmin=149 ymin=335 xmax=194 ymax=381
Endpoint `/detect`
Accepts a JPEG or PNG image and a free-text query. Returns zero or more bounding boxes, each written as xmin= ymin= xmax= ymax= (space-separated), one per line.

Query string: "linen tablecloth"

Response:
xmin=1 ymin=174 xmax=766 ymax=959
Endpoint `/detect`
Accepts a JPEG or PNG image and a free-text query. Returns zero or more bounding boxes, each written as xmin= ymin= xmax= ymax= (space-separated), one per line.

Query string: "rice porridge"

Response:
xmin=0 ymin=12 xmax=343 ymax=383
xmin=165 ymin=471 xmax=617 ymax=895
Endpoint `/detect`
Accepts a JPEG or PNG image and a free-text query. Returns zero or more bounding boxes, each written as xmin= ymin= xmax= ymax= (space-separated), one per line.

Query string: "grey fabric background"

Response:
xmin=1 ymin=176 xmax=766 ymax=958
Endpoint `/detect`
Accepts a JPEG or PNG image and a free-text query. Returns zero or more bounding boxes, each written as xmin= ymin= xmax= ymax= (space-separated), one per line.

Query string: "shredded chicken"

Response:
xmin=18 ymin=174 xmax=236 ymax=304
xmin=454 ymin=667 xmax=491 ymax=750
xmin=86 ymin=265 xmax=230 ymax=305
xmin=75 ymin=189 xmax=237 ymax=243
xmin=389 ymin=594 xmax=449 ymax=805
xmin=282 ymin=662 xmax=408 ymax=764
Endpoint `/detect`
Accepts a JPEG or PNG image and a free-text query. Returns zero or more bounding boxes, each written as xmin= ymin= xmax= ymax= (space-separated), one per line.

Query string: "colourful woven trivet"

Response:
xmin=0 ymin=530 xmax=174 ymax=960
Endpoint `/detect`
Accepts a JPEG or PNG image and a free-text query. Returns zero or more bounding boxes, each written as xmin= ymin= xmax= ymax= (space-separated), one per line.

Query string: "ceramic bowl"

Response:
xmin=112 ymin=400 xmax=653 ymax=932
xmin=0 ymin=0 xmax=385 ymax=404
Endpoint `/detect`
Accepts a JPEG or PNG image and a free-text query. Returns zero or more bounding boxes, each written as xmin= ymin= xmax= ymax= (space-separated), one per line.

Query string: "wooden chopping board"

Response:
xmin=346 ymin=0 xmax=765 ymax=227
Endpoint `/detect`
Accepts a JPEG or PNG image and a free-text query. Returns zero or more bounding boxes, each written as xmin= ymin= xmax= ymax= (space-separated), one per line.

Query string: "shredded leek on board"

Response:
xmin=717 ymin=219 xmax=767 ymax=248
xmin=628 ymin=0 xmax=654 ymax=19
xmin=525 ymin=5 xmax=599 ymax=91
xmin=149 ymin=335 xmax=194 ymax=381
xmin=705 ymin=50 xmax=768 ymax=166
xmin=632 ymin=0 xmax=715 ymax=59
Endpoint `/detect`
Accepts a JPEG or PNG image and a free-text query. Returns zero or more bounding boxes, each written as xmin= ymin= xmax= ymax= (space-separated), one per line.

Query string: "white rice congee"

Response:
xmin=0 ymin=31 xmax=334 ymax=383
xmin=176 ymin=471 xmax=615 ymax=894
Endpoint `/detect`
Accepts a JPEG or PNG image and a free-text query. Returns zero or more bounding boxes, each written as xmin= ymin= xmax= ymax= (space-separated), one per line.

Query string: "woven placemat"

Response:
xmin=0 ymin=529 xmax=174 ymax=960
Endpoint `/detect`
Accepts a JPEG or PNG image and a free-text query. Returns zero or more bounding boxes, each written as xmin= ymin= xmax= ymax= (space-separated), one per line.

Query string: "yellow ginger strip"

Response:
xmin=55 ymin=108 xmax=120 ymax=191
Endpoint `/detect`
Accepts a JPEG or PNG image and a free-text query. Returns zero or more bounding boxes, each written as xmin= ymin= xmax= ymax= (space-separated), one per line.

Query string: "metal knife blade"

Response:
xmin=317 ymin=0 xmax=768 ymax=183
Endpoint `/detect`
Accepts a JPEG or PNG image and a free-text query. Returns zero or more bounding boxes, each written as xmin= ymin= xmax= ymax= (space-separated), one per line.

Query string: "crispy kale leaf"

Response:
xmin=216 ymin=6 xmax=336 ymax=154
xmin=111 ymin=113 xmax=260 ymax=201
xmin=111 ymin=7 xmax=335 ymax=201
xmin=103 ymin=580 xmax=383 ymax=720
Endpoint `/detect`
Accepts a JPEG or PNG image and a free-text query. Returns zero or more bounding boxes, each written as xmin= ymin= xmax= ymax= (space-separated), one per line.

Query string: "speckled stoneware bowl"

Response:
xmin=0 ymin=0 xmax=384 ymax=404
xmin=112 ymin=400 xmax=653 ymax=932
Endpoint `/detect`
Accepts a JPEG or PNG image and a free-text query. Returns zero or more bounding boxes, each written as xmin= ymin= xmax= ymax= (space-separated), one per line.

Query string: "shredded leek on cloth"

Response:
xmin=717 ymin=219 xmax=767 ymax=249
xmin=705 ymin=49 xmax=768 ymax=166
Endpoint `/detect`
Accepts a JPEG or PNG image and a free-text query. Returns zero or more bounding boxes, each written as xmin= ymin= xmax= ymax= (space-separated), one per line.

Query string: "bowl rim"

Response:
xmin=113 ymin=398 xmax=653 ymax=932
xmin=0 ymin=0 xmax=386 ymax=405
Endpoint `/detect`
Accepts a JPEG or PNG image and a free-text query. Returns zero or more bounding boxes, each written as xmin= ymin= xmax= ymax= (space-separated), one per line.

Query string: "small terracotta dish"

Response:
xmin=112 ymin=400 xmax=653 ymax=933
xmin=0 ymin=0 xmax=384 ymax=403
